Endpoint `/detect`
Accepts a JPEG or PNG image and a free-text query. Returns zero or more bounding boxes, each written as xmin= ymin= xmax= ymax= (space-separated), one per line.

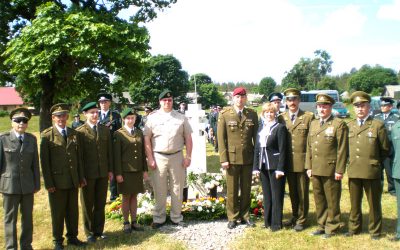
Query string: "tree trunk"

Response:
xmin=39 ymin=76 xmax=55 ymax=132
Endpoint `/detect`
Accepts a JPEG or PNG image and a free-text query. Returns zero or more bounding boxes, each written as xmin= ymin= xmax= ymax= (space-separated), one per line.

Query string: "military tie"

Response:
xmin=291 ymin=114 xmax=296 ymax=124
xmin=359 ymin=119 xmax=364 ymax=127
xmin=61 ymin=129 xmax=67 ymax=141
xmin=102 ymin=113 xmax=106 ymax=121
xmin=384 ymin=114 xmax=388 ymax=120
xmin=238 ymin=111 xmax=242 ymax=120
xmin=131 ymin=129 xmax=134 ymax=135
xmin=18 ymin=135 xmax=23 ymax=145
xmin=320 ymin=120 xmax=324 ymax=127
xmin=93 ymin=125 xmax=97 ymax=137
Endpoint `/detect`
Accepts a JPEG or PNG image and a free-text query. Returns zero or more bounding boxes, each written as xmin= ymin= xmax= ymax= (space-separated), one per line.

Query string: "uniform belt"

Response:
xmin=155 ymin=150 xmax=182 ymax=155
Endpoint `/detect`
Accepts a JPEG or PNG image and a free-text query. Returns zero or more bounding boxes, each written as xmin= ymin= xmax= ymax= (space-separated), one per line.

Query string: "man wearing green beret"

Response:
xmin=76 ymin=101 xmax=113 ymax=242
xmin=0 ymin=108 xmax=40 ymax=250
xmin=345 ymin=91 xmax=390 ymax=240
xmin=305 ymin=94 xmax=348 ymax=238
xmin=279 ymin=88 xmax=314 ymax=231
xmin=144 ymin=89 xmax=193 ymax=229
xmin=217 ymin=87 xmax=259 ymax=229
xmin=97 ymin=93 xmax=121 ymax=203
xmin=40 ymin=103 xmax=86 ymax=250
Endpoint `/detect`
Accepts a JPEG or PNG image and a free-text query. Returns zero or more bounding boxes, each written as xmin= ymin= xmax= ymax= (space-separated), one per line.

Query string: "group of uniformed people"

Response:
xmin=217 ymin=86 xmax=400 ymax=241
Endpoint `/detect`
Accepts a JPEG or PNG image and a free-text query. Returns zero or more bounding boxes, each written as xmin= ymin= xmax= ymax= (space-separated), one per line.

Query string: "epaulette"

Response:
xmin=75 ymin=124 xmax=85 ymax=130
xmin=305 ymin=111 xmax=314 ymax=116
xmin=41 ymin=127 xmax=53 ymax=134
xmin=373 ymin=113 xmax=381 ymax=117
xmin=0 ymin=131 xmax=10 ymax=137
xmin=220 ymin=107 xmax=232 ymax=114
xmin=345 ymin=119 xmax=357 ymax=125
xmin=393 ymin=113 xmax=400 ymax=118
xmin=278 ymin=111 xmax=287 ymax=118
xmin=245 ymin=107 xmax=256 ymax=113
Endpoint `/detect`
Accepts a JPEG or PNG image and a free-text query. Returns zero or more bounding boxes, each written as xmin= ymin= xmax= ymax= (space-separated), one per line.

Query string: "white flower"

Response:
xmin=206 ymin=210 xmax=210 ymax=213
xmin=256 ymin=195 xmax=263 ymax=201
xmin=215 ymin=175 xmax=223 ymax=181
xmin=197 ymin=206 xmax=203 ymax=212
xmin=217 ymin=186 xmax=223 ymax=193
xmin=212 ymin=208 xmax=215 ymax=212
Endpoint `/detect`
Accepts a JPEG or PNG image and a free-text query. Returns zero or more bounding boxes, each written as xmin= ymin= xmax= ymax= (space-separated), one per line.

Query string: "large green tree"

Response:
xmin=129 ymin=54 xmax=189 ymax=108
xmin=1 ymin=0 xmax=176 ymax=130
xmin=189 ymin=73 xmax=212 ymax=91
xmin=281 ymin=50 xmax=333 ymax=90
xmin=198 ymin=83 xmax=227 ymax=108
xmin=258 ymin=77 xmax=276 ymax=96
xmin=349 ymin=65 xmax=398 ymax=94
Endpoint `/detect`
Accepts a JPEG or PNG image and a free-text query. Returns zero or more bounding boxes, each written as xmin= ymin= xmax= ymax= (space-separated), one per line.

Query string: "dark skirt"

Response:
xmin=117 ymin=171 xmax=144 ymax=195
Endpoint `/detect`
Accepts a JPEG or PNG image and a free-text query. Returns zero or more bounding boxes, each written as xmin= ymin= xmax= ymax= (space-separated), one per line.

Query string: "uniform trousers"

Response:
xmin=348 ymin=178 xmax=382 ymax=236
xmin=151 ymin=152 xmax=185 ymax=224
xmin=109 ymin=177 xmax=118 ymax=200
xmin=383 ymin=156 xmax=395 ymax=193
xmin=287 ymin=171 xmax=309 ymax=226
xmin=394 ymin=178 xmax=400 ymax=238
xmin=226 ymin=164 xmax=253 ymax=221
xmin=260 ymin=168 xmax=285 ymax=230
xmin=312 ymin=175 xmax=341 ymax=234
xmin=48 ymin=188 xmax=79 ymax=243
xmin=3 ymin=193 xmax=34 ymax=250
xmin=81 ymin=177 xmax=108 ymax=236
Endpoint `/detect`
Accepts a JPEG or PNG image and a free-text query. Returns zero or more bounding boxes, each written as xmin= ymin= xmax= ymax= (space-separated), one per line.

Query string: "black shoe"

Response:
xmin=310 ymin=229 xmax=325 ymax=236
xmin=54 ymin=243 xmax=64 ymax=250
xmin=371 ymin=235 xmax=380 ymax=240
xmin=171 ymin=221 xmax=187 ymax=227
xmin=87 ymin=235 xmax=96 ymax=243
xmin=227 ymin=221 xmax=237 ymax=229
xmin=270 ymin=227 xmax=282 ymax=232
xmin=123 ymin=221 xmax=132 ymax=234
xmin=131 ymin=222 xmax=144 ymax=231
xmin=293 ymin=224 xmax=304 ymax=232
xmin=151 ymin=222 xmax=165 ymax=229
xmin=95 ymin=234 xmax=107 ymax=240
xmin=241 ymin=220 xmax=256 ymax=227
xmin=322 ymin=233 xmax=335 ymax=239
xmin=344 ymin=232 xmax=357 ymax=237
xmin=67 ymin=238 xmax=86 ymax=246
xmin=283 ymin=219 xmax=295 ymax=227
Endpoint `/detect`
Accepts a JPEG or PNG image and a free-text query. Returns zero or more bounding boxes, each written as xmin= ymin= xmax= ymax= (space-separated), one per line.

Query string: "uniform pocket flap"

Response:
xmin=228 ymin=146 xmax=236 ymax=152
xmin=369 ymin=159 xmax=379 ymax=165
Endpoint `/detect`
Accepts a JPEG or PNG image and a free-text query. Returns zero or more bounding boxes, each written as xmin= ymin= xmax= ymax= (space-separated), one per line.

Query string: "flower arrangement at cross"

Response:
xmin=188 ymin=171 xmax=226 ymax=194
xmin=250 ymin=185 xmax=264 ymax=218
xmin=182 ymin=196 xmax=227 ymax=221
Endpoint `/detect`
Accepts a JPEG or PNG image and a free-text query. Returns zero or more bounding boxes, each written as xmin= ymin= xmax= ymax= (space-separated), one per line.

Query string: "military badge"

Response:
xmin=325 ymin=126 xmax=334 ymax=136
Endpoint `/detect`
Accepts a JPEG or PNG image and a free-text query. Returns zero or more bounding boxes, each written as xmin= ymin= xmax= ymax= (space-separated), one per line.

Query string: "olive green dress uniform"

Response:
xmin=40 ymin=126 xmax=84 ymax=245
xmin=1 ymin=108 xmax=40 ymax=250
xmin=278 ymin=109 xmax=314 ymax=227
xmin=305 ymin=114 xmax=348 ymax=234
xmin=113 ymin=127 xmax=147 ymax=194
xmin=76 ymin=122 xmax=113 ymax=237
xmin=217 ymin=106 xmax=258 ymax=222
xmin=347 ymin=116 xmax=389 ymax=236
xmin=390 ymin=121 xmax=400 ymax=239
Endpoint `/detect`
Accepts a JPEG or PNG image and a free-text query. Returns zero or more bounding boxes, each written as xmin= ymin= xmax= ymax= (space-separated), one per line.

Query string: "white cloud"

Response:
xmin=377 ymin=0 xmax=400 ymax=21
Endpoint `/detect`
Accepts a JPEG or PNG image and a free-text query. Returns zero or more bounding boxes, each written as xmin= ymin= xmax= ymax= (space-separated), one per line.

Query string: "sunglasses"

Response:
xmin=13 ymin=118 xmax=29 ymax=124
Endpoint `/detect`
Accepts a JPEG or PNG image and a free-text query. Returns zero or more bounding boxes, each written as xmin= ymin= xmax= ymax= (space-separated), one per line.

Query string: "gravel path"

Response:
xmin=158 ymin=220 xmax=248 ymax=250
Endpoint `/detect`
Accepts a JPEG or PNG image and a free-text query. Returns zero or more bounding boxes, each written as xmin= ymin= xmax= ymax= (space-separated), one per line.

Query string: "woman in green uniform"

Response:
xmin=114 ymin=108 xmax=148 ymax=233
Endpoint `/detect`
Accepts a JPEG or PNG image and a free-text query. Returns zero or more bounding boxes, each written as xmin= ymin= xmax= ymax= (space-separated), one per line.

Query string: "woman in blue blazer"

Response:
xmin=253 ymin=102 xmax=288 ymax=231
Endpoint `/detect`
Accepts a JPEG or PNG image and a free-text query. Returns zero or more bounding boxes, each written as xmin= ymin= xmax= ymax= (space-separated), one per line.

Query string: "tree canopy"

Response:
xmin=258 ymin=77 xmax=276 ymax=96
xmin=1 ymin=0 xmax=176 ymax=130
xmin=349 ymin=65 xmax=398 ymax=95
xmin=129 ymin=54 xmax=189 ymax=108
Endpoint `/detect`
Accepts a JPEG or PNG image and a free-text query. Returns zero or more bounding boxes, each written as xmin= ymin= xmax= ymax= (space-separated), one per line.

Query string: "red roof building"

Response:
xmin=0 ymin=87 xmax=24 ymax=111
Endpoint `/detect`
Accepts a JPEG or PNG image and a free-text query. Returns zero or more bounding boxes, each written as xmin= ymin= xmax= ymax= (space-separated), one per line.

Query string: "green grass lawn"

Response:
xmin=0 ymin=115 xmax=399 ymax=249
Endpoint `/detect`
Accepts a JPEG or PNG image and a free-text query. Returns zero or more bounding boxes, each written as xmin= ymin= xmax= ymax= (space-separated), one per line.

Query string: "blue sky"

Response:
xmin=119 ymin=0 xmax=400 ymax=84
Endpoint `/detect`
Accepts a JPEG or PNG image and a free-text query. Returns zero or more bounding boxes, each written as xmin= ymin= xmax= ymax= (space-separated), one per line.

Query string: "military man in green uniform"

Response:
xmin=305 ymin=94 xmax=348 ymax=238
xmin=40 ymin=103 xmax=86 ymax=250
xmin=217 ymin=87 xmax=258 ymax=229
xmin=374 ymin=96 xmax=399 ymax=195
xmin=278 ymin=88 xmax=314 ymax=231
xmin=76 ymin=102 xmax=113 ymax=242
xmin=345 ymin=91 xmax=390 ymax=240
xmin=97 ymin=93 xmax=121 ymax=202
xmin=1 ymin=108 xmax=40 ymax=250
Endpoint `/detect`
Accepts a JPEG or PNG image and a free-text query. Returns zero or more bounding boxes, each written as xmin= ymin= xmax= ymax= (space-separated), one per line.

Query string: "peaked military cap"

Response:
xmin=81 ymin=102 xmax=98 ymax=112
xmin=121 ymin=108 xmax=136 ymax=119
xmin=159 ymin=89 xmax=173 ymax=100
xmin=97 ymin=93 xmax=112 ymax=102
xmin=283 ymin=88 xmax=300 ymax=97
xmin=233 ymin=87 xmax=247 ymax=96
xmin=50 ymin=103 xmax=70 ymax=115
xmin=350 ymin=91 xmax=371 ymax=104
xmin=316 ymin=93 xmax=335 ymax=105
xmin=73 ymin=113 xmax=80 ymax=117
xmin=268 ymin=92 xmax=283 ymax=102
xmin=10 ymin=107 xmax=32 ymax=120
xmin=380 ymin=96 xmax=394 ymax=106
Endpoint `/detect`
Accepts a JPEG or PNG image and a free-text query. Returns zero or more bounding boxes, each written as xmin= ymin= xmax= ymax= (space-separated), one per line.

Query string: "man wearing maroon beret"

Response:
xmin=217 ymin=87 xmax=259 ymax=229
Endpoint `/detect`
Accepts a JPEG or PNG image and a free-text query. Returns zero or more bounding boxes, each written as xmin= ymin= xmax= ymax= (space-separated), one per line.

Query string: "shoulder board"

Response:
xmin=112 ymin=110 xmax=121 ymax=116
xmin=305 ymin=111 xmax=314 ymax=116
xmin=245 ymin=107 xmax=256 ymax=112
xmin=374 ymin=113 xmax=381 ymax=117
xmin=0 ymin=132 xmax=10 ymax=137
xmin=220 ymin=107 xmax=232 ymax=114
xmin=116 ymin=127 xmax=124 ymax=133
xmin=41 ymin=127 xmax=53 ymax=134
xmin=345 ymin=119 xmax=356 ymax=125
xmin=393 ymin=113 xmax=400 ymax=118
xmin=75 ymin=124 xmax=85 ymax=130
xmin=278 ymin=111 xmax=287 ymax=117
